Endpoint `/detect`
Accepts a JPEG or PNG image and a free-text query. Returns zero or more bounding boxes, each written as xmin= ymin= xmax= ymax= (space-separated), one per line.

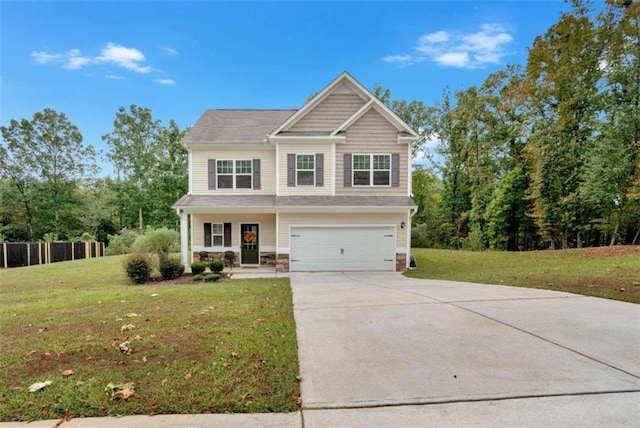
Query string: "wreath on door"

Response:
xmin=243 ymin=231 xmax=256 ymax=243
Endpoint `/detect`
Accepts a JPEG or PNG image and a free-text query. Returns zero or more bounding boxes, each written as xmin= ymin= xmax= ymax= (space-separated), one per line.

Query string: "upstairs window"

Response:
xmin=353 ymin=154 xmax=390 ymax=186
xmin=296 ymin=154 xmax=315 ymax=186
xmin=217 ymin=159 xmax=252 ymax=189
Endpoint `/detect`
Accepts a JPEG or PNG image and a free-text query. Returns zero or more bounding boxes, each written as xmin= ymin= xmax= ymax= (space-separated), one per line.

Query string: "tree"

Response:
xmin=146 ymin=120 xmax=188 ymax=228
xmin=1 ymin=108 xmax=97 ymax=238
xmin=524 ymin=1 xmax=603 ymax=248
xmin=580 ymin=0 xmax=640 ymax=245
xmin=103 ymin=105 xmax=162 ymax=231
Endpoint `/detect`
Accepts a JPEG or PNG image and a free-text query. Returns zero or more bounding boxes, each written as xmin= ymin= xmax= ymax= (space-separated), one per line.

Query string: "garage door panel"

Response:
xmin=290 ymin=226 xmax=395 ymax=272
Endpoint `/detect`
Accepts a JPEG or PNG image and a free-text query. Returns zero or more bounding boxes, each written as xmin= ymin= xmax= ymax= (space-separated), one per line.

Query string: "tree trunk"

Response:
xmin=633 ymin=227 xmax=640 ymax=245
xmin=138 ymin=204 xmax=143 ymax=232
xmin=577 ymin=231 xmax=582 ymax=249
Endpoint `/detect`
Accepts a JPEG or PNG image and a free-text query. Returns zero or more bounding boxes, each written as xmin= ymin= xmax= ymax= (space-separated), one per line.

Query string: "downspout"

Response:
xmin=406 ymin=206 xmax=418 ymax=268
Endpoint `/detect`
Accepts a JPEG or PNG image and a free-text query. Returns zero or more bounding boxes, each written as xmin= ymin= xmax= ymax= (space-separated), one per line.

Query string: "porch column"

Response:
xmin=179 ymin=210 xmax=189 ymax=267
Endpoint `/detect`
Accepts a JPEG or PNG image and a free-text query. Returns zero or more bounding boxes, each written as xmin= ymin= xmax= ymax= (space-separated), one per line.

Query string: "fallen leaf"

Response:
xmin=151 ymin=294 xmax=159 ymax=297
xmin=86 ymin=356 xmax=93 ymax=361
xmin=119 ymin=341 xmax=132 ymax=354
xmin=38 ymin=327 xmax=48 ymax=333
xmin=161 ymin=378 xmax=168 ymax=386
xmin=184 ymin=372 xmax=192 ymax=380
xmin=28 ymin=380 xmax=52 ymax=392
xmin=60 ymin=369 xmax=74 ymax=376
xmin=40 ymin=406 xmax=48 ymax=415
xmin=123 ymin=313 xmax=139 ymax=318
xmin=75 ymin=381 xmax=85 ymax=387
xmin=40 ymin=352 xmax=51 ymax=359
xmin=120 ymin=324 xmax=136 ymax=332
xmin=151 ymin=402 xmax=160 ymax=409
xmin=142 ymin=356 xmax=148 ymax=363
xmin=105 ymin=382 xmax=135 ymax=400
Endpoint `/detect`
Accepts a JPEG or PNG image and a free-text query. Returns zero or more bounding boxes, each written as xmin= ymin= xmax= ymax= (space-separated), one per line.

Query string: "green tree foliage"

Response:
xmin=103 ymin=106 xmax=187 ymax=231
xmin=1 ymin=109 xmax=97 ymax=239
xmin=524 ymin=1 xmax=603 ymax=249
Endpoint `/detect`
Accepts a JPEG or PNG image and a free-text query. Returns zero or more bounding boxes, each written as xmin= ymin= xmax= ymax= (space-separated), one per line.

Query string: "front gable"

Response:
xmin=269 ymin=72 xmax=418 ymax=140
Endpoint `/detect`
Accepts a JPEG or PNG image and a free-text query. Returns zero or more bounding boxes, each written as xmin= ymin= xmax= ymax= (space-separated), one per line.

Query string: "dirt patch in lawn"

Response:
xmin=571 ymin=245 xmax=640 ymax=258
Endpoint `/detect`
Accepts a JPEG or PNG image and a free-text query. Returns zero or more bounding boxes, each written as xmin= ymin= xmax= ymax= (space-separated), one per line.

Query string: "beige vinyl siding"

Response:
xmin=278 ymin=142 xmax=333 ymax=196
xmin=336 ymin=109 xmax=408 ymax=196
xmin=191 ymin=146 xmax=276 ymax=194
xmin=192 ymin=213 xmax=276 ymax=252
xmin=288 ymin=94 xmax=365 ymax=132
xmin=278 ymin=212 xmax=408 ymax=250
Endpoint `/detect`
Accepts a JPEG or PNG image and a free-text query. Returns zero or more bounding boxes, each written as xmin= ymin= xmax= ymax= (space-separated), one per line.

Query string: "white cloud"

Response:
xmin=385 ymin=24 xmax=513 ymax=69
xmin=382 ymin=54 xmax=413 ymax=64
xmin=163 ymin=47 xmax=179 ymax=55
xmin=105 ymin=73 xmax=125 ymax=80
xmin=436 ymin=52 xmax=470 ymax=68
xmin=420 ymin=31 xmax=449 ymax=44
xmin=31 ymin=49 xmax=91 ymax=69
xmin=95 ymin=43 xmax=152 ymax=74
xmin=154 ymin=78 xmax=175 ymax=85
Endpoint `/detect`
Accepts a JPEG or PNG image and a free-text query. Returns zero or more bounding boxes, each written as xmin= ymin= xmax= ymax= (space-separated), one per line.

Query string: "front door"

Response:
xmin=240 ymin=224 xmax=259 ymax=265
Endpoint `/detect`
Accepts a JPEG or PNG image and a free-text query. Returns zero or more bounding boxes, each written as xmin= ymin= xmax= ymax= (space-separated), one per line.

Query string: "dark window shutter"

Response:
xmin=391 ymin=153 xmax=400 ymax=187
xmin=287 ymin=153 xmax=295 ymax=187
xmin=204 ymin=222 xmax=212 ymax=247
xmin=223 ymin=223 xmax=232 ymax=247
xmin=315 ymin=153 xmax=324 ymax=187
xmin=253 ymin=159 xmax=261 ymax=190
xmin=208 ymin=159 xmax=217 ymax=190
xmin=344 ymin=153 xmax=352 ymax=187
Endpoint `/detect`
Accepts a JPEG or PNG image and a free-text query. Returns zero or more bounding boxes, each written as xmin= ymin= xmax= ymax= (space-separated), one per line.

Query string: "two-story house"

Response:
xmin=173 ymin=72 xmax=418 ymax=272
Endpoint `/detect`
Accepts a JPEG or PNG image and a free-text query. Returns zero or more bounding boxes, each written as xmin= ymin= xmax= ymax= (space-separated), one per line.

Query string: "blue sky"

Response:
xmin=1 ymin=1 xmax=570 ymax=175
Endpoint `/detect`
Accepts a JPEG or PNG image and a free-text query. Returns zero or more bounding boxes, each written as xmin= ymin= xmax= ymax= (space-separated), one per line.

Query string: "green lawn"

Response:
xmin=0 ymin=256 xmax=300 ymax=422
xmin=406 ymin=246 xmax=640 ymax=304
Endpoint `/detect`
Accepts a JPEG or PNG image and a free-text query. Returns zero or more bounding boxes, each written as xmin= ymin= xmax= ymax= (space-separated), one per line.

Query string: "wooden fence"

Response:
xmin=0 ymin=242 xmax=105 ymax=268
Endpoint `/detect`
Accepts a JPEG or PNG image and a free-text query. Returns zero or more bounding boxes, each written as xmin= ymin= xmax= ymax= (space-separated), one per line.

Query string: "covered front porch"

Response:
xmin=174 ymin=195 xmax=279 ymax=270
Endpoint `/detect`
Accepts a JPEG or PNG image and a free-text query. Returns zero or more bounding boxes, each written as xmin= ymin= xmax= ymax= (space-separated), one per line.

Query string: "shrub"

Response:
xmin=204 ymin=274 xmax=220 ymax=283
xmin=191 ymin=262 xmax=206 ymax=275
xmin=209 ymin=260 xmax=225 ymax=273
xmin=192 ymin=274 xmax=204 ymax=281
xmin=125 ymin=254 xmax=152 ymax=284
xmin=160 ymin=257 xmax=185 ymax=280
xmin=106 ymin=229 xmax=140 ymax=256
xmin=132 ymin=228 xmax=180 ymax=263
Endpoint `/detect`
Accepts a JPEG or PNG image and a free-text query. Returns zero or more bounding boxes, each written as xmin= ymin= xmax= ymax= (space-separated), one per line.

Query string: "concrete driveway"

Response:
xmin=291 ymin=272 xmax=640 ymax=427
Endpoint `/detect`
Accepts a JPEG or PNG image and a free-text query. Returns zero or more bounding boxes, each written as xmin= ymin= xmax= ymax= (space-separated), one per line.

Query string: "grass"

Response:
xmin=0 ymin=255 xmax=300 ymax=422
xmin=406 ymin=246 xmax=640 ymax=304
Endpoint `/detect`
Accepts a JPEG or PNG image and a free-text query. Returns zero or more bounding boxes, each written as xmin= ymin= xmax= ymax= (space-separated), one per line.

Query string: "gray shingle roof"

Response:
xmin=182 ymin=110 xmax=296 ymax=144
xmin=173 ymin=195 xmax=415 ymax=209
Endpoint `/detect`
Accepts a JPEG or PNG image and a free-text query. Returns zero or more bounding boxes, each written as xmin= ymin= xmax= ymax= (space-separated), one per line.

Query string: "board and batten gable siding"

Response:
xmin=191 ymin=146 xmax=276 ymax=194
xmin=288 ymin=93 xmax=366 ymax=132
xmin=336 ymin=109 xmax=408 ymax=196
xmin=278 ymin=142 xmax=333 ymax=196
xmin=278 ymin=212 xmax=408 ymax=251
xmin=192 ymin=213 xmax=276 ymax=253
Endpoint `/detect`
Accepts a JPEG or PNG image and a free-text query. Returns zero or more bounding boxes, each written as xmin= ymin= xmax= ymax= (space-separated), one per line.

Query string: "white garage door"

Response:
xmin=290 ymin=226 xmax=396 ymax=272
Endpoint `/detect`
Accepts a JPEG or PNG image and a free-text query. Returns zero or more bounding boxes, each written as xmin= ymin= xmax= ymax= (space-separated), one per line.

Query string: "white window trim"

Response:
xmin=295 ymin=153 xmax=316 ymax=186
xmin=217 ymin=159 xmax=253 ymax=189
xmin=211 ymin=223 xmax=224 ymax=247
xmin=352 ymin=153 xmax=391 ymax=187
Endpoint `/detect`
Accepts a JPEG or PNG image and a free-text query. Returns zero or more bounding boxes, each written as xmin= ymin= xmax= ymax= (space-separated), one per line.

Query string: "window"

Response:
xmin=353 ymin=154 xmax=390 ymax=186
xmin=217 ymin=160 xmax=252 ymax=189
xmin=211 ymin=223 xmax=223 ymax=247
xmin=296 ymin=154 xmax=315 ymax=186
